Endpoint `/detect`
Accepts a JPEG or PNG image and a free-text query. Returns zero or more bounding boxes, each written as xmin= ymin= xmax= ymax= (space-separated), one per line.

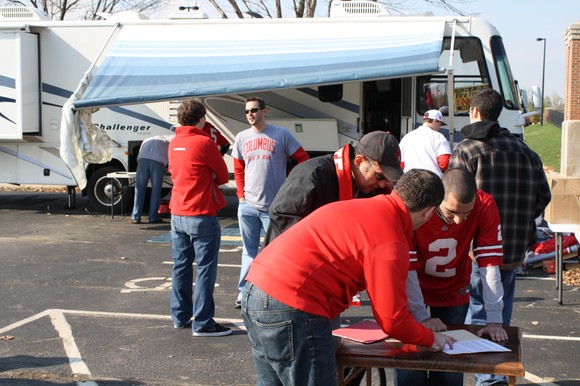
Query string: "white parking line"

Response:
xmin=523 ymin=334 xmax=580 ymax=341
xmin=517 ymin=276 xmax=556 ymax=281
xmin=1 ymin=309 xmax=576 ymax=386
xmin=49 ymin=311 xmax=93 ymax=378
xmin=161 ymin=261 xmax=242 ymax=268
xmin=521 ymin=371 xmax=558 ymax=385
xmin=1 ymin=309 xmax=246 ymax=386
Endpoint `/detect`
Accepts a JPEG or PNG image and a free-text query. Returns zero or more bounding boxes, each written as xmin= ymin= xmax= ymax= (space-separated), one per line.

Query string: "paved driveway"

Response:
xmin=1 ymin=191 xmax=579 ymax=385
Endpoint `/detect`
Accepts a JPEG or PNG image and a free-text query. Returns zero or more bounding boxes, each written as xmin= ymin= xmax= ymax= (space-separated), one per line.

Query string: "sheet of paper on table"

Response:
xmin=332 ymin=319 xmax=388 ymax=344
xmin=441 ymin=329 xmax=511 ymax=355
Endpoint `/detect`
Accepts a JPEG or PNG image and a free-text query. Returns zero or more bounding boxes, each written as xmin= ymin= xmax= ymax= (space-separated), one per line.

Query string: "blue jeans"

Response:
xmin=241 ymin=282 xmax=338 ymax=386
xmin=466 ymin=265 xmax=516 ymax=386
xmin=170 ymin=215 xmax=220 ymax=332
xmin=394 ymin=303 xmax=468 ymax=386
xmin=131 ymin=158 xmax=165 ymax=222
xmin=237 ymin=202 xmax=270 ymax=294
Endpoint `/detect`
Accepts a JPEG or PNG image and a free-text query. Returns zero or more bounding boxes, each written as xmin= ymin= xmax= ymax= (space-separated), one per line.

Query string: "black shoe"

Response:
xmin=149 ymin=218 xmax=164 ymax=224
xmin=192 ymin=323 xmax=232 ymax=337
xmin=234 ymin=297 xmax=242 ymax=309
xmin=173 ymin=321 xmax=192 ymax=329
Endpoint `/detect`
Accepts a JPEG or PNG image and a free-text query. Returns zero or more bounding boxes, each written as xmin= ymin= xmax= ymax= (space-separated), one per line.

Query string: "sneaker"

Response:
xmin=192 ymin=323 xmax=232 ymax=337
xmin=130 ymin=219 xmax=140 ymax=224
xmin=234 ymin=294 xmax=242 ymax=309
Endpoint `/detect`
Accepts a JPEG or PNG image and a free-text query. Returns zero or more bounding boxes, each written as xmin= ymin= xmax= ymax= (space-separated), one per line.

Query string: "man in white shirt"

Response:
xmin=399 ymin=109 xmax=451 ymax=177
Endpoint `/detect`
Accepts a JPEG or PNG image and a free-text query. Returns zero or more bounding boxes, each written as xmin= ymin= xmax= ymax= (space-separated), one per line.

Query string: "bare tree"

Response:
xmin=1 ymin=0 xmax=167 ymax=19
xmin=207 ymin=0 xmax=472 ymax=19
xmin=206 ymin=0 xmax=229 ymax=18
xmin=550 ymin=92 xmax=565 ymax=112
xmin=1 ymin=0 xmax=472 ymax=20
xmin=215 ymin=0 xmax=473 ymax=19
xmin=422 ymin=0 xmax=471 ymax=16
xmin=2 ymin=0 xmax=82 ymax=19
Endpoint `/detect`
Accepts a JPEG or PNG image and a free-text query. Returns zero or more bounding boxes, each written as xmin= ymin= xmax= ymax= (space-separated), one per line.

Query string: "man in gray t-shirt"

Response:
xmin=232 ymin=97 xmax=310 ymax=308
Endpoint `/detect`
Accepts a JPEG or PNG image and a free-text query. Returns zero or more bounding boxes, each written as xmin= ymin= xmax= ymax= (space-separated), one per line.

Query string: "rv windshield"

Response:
xmin=418 ymin=37 xmax=490 ymax=115
xmin=491 ymin=36 xmax=520 ymax=110
xmin=417 ymin=36 xmax=520 ymax=115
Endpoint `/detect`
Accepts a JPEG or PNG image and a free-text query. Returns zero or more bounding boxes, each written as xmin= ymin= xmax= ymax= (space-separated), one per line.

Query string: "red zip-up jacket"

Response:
xmin=169 ymin=126 xmax=228 ymax=216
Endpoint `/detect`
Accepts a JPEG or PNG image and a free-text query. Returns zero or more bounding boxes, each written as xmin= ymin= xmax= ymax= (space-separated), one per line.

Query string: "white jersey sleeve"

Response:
xmin=479 ymin=265 xmax=504 ymax=324
xmin=406 ymin=270 xmax=431 ymax=322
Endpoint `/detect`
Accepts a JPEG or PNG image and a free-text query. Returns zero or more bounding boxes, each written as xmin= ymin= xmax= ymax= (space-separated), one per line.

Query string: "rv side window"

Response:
xmin=490 ymin=36 xmax=520 ymax=110
xmin=318 ymin=84 xmax=343 ymax=102
xmin=417 ymin=37 xmax=490 ymax=115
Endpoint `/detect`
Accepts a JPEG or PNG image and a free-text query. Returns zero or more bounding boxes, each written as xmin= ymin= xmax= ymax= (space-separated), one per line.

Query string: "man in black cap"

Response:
xmin=264 ymin=130 xmax=403 ymax=246
xmin=255 ymin=131 xmax=404 ymax=385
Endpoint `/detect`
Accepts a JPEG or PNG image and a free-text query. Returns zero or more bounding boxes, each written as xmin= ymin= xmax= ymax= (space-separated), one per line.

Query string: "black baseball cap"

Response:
xmin=355 ymin=131 xmax=404 ymax=182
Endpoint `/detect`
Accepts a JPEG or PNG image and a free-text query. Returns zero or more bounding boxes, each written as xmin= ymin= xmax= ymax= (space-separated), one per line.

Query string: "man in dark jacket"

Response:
xmin=449 ymin=88 xmax=551 ymax=386
xmin=264 ymin=131 xmax=402 ymax=245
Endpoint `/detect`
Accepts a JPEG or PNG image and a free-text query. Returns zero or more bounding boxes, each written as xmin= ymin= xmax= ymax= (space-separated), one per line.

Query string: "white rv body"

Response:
xmin=1 ymin=9 xmax=176 ymax=211
xmin=0 ymin=2 xmax=526 ymax=213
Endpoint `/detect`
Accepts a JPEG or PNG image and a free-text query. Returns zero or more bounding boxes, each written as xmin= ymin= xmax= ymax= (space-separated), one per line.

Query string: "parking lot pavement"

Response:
xmin=1 ymin=191 xmax=580 ymax=385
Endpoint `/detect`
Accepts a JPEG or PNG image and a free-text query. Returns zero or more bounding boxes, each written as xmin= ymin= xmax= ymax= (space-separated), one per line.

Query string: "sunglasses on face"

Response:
xmin=245 ymin=107 xmax=261 ymax=114
xmin=366 ymin=158 xmax=387 ymax=181
xmin=374 ymin=171 xmax=387 ymax=181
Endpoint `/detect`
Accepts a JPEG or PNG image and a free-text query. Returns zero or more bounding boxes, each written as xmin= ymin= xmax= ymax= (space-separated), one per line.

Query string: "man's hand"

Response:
xmin=476 ymin=323 xmax=508 ymax=342
xmin=428 ymin=332 xmax=456 ymax=352
xmin=421 ymin=318 xmax=447 ymax=332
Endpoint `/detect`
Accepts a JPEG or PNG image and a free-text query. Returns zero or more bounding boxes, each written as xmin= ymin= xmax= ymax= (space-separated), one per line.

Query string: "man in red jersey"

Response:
xmin=397 ymin=168 xmax=507 ymax=386
xmin=201 ymin=121 xmax=230 ymax=156
xmin=240 ymin=169 xmax=455 ymax=386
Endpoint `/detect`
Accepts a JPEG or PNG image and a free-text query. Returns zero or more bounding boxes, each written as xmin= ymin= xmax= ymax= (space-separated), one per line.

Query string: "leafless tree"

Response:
xmin=217 ymin=0 xmax=474 ymax=19
xmin=2 ymin=0 xmax=82 ymax=19
xmin=550 ymin=92 xmax=565 ymax=112
xmin=0 ymin=0 xmax=472 ymax=20
xmin=83 ymin=0 xmax=169 ymax=20
xmin=1 ymin=0 xmax=167 ymax=19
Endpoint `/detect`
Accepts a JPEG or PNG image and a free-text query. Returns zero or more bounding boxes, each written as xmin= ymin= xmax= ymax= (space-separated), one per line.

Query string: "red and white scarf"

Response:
xmin=333 ymin=144 xmax=355 ymax=201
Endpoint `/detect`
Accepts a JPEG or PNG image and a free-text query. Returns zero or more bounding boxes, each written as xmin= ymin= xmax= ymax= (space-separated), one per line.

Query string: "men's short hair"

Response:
xmin=394 ymin=169 xmax=444 ymax=212
xmin=178 ymin=98 xmax=206 ymax=126
xmin=471 ymin=88 xmax=503 ymax=121
xmin=245 ymin=97 xmax=266 ymax=110
xmin=442 ymin=168 xmax=477 ymax=204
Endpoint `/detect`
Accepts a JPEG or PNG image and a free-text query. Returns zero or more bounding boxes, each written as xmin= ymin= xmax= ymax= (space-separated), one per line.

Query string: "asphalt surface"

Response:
xmin=1 ymin=190 xmax=579 ymax=386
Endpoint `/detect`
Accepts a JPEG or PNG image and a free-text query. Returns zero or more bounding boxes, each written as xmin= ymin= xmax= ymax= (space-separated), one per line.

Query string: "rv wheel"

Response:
xmin=87 ymin=166 xmax=133 ymax=214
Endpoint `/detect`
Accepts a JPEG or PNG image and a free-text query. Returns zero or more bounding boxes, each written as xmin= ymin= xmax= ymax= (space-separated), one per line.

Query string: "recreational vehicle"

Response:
xmin=0 ymin=1 xmax=528 ymax=213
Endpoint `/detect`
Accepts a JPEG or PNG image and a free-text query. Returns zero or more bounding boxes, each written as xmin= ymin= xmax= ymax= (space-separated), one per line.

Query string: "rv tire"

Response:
xmin=87 ymin=166 xmax=133 ymax=214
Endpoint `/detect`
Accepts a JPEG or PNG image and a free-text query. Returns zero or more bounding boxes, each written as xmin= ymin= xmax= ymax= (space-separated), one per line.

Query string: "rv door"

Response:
xmin=0 ymin=31 xmax=40 ymax=139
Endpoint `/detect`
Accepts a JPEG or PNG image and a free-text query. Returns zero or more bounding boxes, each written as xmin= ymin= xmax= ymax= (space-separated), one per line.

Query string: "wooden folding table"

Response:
xmin=336 ymin=324 xmax=524 ymax=386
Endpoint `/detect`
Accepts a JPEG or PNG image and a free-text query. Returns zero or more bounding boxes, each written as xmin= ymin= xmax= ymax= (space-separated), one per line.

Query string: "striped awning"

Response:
xmin=72 ymin=17 xmax=445 ymax=109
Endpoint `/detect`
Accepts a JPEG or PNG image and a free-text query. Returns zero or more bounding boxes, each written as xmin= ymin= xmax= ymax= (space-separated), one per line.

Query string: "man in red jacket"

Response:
xmin=241 ymin=169 xmax=456 ymax=385
xmin=168 ymin=99 xmax=231 ymax=337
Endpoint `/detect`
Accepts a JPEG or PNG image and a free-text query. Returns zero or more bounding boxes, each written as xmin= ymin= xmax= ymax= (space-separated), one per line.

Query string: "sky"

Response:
xmin=157 ymin=0 xmax=578 ymax=99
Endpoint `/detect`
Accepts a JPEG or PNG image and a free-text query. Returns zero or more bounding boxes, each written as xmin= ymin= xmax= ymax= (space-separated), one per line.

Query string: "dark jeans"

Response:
xmin=241 ymin=282 xmax=338 ymax=386
xmin=170 ymin=215 xmax=220 ymax=332
xmin=468 ymin=265 xmax=516 ymax=386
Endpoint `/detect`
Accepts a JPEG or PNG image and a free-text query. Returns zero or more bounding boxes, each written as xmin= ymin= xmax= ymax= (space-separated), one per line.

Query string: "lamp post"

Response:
xmin=536 ymin=37 xmax=546 ymax=126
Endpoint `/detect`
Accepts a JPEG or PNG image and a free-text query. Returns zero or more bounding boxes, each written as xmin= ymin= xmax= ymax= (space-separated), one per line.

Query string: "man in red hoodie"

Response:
xmin=241 ymin=169 xmax=456 ymax=385
xmin=168 ymin=99 xmax=231 ymax=337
